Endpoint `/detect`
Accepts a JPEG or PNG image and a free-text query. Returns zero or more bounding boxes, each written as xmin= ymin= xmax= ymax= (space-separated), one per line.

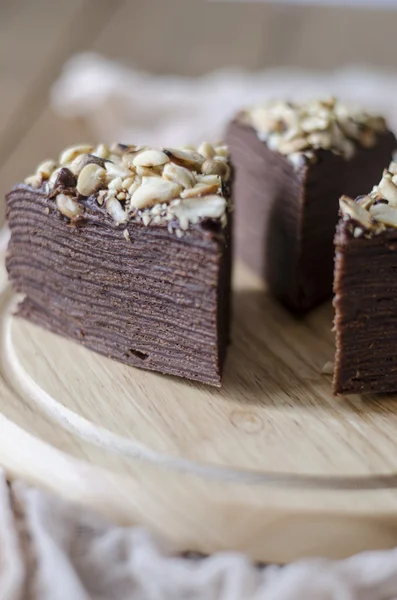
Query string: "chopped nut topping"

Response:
xmin=162 ymin=163 xmax=195 ymax=189
xmin=23 ymin=141 xmax=231 ymax=236
xmin=106 ymin=196 xmax=127 ymax=223
xmin=180 ymin=183 xmax=220 ymax=199
xmin=94 ymin=143 xmax=110 ymax=159
xmin=241 ymin=98 xmax=388 ymax=171
xmin=70 ymin=153 xmax=107 ymax=176
xmin=105 ymin=161 xmax=131 ymax=180
xmin=59 ymin=144 xmax=94 ymax=166
xmin=369 ymin=203 xmax=397 ymax=228
xmin=353 ymin=227 xmax=364 ymax=238
xmin=108 ymin=177 xmax=123 ymax=192
xmin=76 ymin=164 xmax=106 ymax=196
xmin=215 ymin=145 xmax=229 ymax=158
xmin=24 ymin=174 xmax=43 ymax=189
xmin=132 ymin=149 xmax=170 ymax=168
xmin=195 ymin=174 xmax=222 ymax=186
xmin=197 ymin=142 xmax=215 ymax=159
xmin=339 ymin=195 xmax=374 ymax=230
xmin=128 ymin=180 xmax=141 ymax=196
xmin=277 ymin=137 xmax=310 ymax=154
xmin=122 ymin=177 xmax=135 ymax=190
xmin=377 ymin=175 xmax=397 ymax=206
xmin=135 ymin=165 xmax=163 ymax=178
xmin=163 ymin=148 xmax=204 ymax=170
xmin=97 ymin=190 xmax=106 ymax=205
xmin=173 ymin=195 xmax=227 ymax=224
xmin=110 ymin=143 xmax=141 ymax=156
xmin=339 ymin=161 xmax=397 ymax=236
xmin=36 ymin=160 xmax=57 ymax=180
xmin=49 ymin=167 xmax=76 ymax=189
xmin=142 ymin=213 xmax=151 ymax=226
xmin=288 ymin=152 xmax=306 ymax=171
xmin=56 ymin=194 xmax=82 ymax=219
xmin=356 ymin=195 xmax=374 ymax=210
xmin=201 ymin=158 xmax=229 ymax=178
xmin=389 ymin=161 xmax=397 ymax=175
xmin=130 ymin=177 xmax=182 ymax=209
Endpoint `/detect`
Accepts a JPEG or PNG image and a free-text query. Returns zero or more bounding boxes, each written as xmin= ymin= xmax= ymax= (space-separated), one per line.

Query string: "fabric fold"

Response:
xmin=0 ymin=470 xmax=396 ymax=598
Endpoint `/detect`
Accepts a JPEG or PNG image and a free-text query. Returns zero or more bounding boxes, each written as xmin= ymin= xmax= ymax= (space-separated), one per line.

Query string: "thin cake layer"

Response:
xmin=334 ymin=162 xmax=397 ymax=394
xmin=334 ymin=224 xmax=397 ymax=394
xmin=226 ymin=98 xmax=396 ymax=312
xmin=6 ymin=142 xmax=232 ymax=386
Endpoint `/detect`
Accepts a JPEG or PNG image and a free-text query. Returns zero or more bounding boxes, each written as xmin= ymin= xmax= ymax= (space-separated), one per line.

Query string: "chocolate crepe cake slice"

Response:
xmin=226 ymin=98 xmax=396 ymax=313
xmin=6 ymin=142 xmax=232 ymax=387
xmin=334 ymin=163 xmax=397 ymax=395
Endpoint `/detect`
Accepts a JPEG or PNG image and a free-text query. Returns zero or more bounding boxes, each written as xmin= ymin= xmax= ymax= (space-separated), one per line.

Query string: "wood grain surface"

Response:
xmin=2 ymin=0 xmax=397 ymax=563
xmin=3 ymin=253 xmax=397 ymax=563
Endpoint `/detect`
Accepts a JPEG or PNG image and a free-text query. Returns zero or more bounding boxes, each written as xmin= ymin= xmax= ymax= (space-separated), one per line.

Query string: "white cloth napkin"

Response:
xmin=51 ymin=53 xmax=397 ymax=148
xmin=2 ymin=469 xmax=397 ymax=600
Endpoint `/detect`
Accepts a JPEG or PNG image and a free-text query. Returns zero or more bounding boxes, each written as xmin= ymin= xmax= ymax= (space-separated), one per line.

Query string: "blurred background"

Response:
xmin=1 ymin=0 xmax=397 ymax=229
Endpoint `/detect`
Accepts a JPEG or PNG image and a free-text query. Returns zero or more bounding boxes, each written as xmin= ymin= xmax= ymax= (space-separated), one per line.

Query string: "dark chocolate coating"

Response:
xmin=333 ymin=221 xmax=397 ymax=395
xmin=6 ymin=185 xmax=232 ymax=387
xmin=226 ymin=121 xmax=396 ymax=312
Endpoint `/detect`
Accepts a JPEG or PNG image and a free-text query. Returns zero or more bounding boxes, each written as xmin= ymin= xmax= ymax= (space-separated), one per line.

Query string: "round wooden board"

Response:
xmin=2 ymin=249 xmax=397 ymax=564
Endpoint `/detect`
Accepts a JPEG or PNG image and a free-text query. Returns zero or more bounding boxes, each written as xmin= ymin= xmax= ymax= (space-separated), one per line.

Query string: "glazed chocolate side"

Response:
xmin=301 ymin=134 xmax=396 ymax=310
xmin=333 ymin=222 xmax=397 ymax=395
xmin=226 ymin=121 xmax=304 ymax=309
xmin=226 ymin=121 xmax=396 ymax=312
xmin=6 ymin=186 xmax=231 ymax=386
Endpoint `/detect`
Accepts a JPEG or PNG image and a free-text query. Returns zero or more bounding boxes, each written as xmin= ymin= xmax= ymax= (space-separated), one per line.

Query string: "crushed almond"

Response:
xmin=23 ymin=142 xmax=231 ymax=236
xmin=24 ymin=174 xmax=43 ymax=189
xmin=76 ymin=164 xmax=106 ymax=196
xmin=56 ymin=194 xmax=82 ymax=219
xmin=241 ymin=98 xmax=387 ymax=171
xmin=339 ymin=161 xmax=397 ymax=236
